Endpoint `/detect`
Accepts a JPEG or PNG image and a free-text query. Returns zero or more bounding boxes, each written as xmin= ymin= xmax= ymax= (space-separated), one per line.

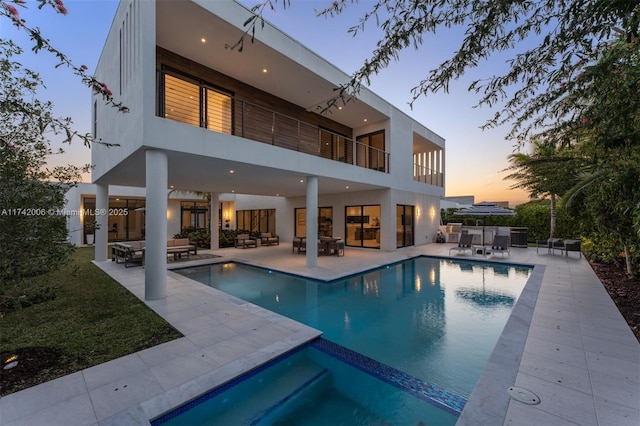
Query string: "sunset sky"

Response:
xmin=4 ymin=0 xmax=531 ymax=206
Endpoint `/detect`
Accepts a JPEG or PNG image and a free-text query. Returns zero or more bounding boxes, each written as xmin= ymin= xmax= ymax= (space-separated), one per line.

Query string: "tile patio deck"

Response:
xmin=1 ymin=243 xmax=638 ymax=425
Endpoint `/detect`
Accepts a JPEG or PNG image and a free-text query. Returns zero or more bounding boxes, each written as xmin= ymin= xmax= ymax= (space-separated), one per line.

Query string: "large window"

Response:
xmin=345 ymin=205 xmax=381 ymax=249
xmin=356 ymin=130 xmax=386 ymax=172
xmin=294 ymin=207 xmax=333 ymax=237
xmin=160 ymin=70 xmax=233 ymax=134
xmin=236 ymin=209 xmax=276 ymax=234
xmin=181 ymin=201 xmax=209 ymax=231
xmin=82 ymin=197 xmax=145 ymax=243
xmin=319 ymin=128 xmax=350 ymax=163
xmin=396 ymin=205 xmax=415 ymax=248
xmin=164 ymin=74 xmax=200 ymax=127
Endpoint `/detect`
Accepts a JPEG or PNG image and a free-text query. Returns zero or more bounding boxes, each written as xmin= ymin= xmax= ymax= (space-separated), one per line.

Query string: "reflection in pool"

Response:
xmin=177 ymin=257 xmax=532 ymax=399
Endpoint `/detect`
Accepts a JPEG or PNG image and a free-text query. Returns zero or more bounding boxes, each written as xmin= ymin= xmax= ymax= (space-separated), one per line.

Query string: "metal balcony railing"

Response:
xmin=157 ymin=70 xmax=389 ymax=173
xmin=413 ymin=164 xmax=443 ymax=187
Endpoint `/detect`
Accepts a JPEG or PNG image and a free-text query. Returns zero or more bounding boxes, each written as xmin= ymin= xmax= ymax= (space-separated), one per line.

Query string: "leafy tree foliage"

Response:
xmin=0 ymin=0 xmax=124 ymax=307
xmin=0 ymin=41 xmax=86 ymax=304
xmin=241 ymin=1 xmax=640 ymax=274
xmin=242 ymin=0 xmax=640 ymax=142
xmin=503 ymin=140 xmax=587 ymax=238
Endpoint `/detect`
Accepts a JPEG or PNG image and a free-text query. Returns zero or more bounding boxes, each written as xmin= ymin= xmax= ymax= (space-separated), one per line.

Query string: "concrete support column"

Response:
xmin=145 ymin=150 xmax=168 ymax=300
xmin=94 ymin=184 xmax=109 ymax=261
xmin=210 ymin=192 xmax=219 ymax=251
xmin=305 ymin=176 xmax=318 ymax=267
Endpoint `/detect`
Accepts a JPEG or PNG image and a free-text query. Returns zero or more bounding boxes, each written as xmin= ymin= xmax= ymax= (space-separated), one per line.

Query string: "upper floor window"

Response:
xmin=356 ymin=130 xmax=386 ymax=172
xmin=160 ymin=70 xmax=232 ymax=134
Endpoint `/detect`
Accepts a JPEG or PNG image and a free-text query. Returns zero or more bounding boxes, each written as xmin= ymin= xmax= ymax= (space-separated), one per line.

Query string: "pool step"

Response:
xmin=249 ymin=367 xmax=331 ymax=425
xmin=210 ymin=355 xmax=330 ymax=425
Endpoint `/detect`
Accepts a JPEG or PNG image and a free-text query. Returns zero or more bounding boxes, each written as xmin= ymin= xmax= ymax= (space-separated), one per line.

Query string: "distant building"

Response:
xmin=440 ymin=196 xmax=474 ymax=209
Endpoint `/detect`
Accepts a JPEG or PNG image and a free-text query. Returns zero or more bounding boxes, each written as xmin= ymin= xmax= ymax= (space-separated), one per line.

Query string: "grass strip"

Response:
xmin=0 ymin=247 xmax=182 ymax=396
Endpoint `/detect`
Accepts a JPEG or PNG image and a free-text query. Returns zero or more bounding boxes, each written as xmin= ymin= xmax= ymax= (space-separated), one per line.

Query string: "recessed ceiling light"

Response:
xmin=300 ymin=179 xmax=304 ymax=183
xmin=338 ymin=106 xmax=342 ymax=110
xmin=346 ymin=186 xmax=349 ymax=189
xmin=363 ymin=118 xmax=368 ymax=122
xmin=229 ymin=170 xmax=234 ymax=173
xmin=201 ymin=38 xmax=206 ymax=43
xmin=262 ymin=68 xmax=268 ymax=73
xmin=170 ymin=185 xmax=174 ymax=189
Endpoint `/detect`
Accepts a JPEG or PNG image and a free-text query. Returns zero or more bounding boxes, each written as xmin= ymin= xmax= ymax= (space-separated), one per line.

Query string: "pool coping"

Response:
xmin=456 ymin=264 xmax=545 ymax=425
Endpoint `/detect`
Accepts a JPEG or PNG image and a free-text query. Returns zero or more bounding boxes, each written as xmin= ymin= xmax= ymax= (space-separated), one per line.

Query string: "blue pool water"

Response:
xmin=177 ymin=257 xmax=531 ymax=398
xmin=154 ymin=339 xmax=461 ymax=426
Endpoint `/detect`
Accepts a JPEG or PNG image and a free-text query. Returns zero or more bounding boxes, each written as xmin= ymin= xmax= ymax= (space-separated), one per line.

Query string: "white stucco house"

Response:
xmin=89 ymin=0 xmax=445 ymax=300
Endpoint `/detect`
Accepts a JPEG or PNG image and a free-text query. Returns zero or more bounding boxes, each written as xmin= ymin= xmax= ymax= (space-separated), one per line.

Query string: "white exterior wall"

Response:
xmin=90 ymin=0 xmax=447 ymax=260
xmin=92 ymin=0 xmax=149 ymax=182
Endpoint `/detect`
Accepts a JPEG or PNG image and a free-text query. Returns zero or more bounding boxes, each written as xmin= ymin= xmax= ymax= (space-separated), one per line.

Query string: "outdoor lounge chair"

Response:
xmin=490 ymin=235 xmax=510 ymax=257
xmin=235 ymin=234 xmax=257 ymax=249
xmin=449 ymin=233 xmax=474 ymax=255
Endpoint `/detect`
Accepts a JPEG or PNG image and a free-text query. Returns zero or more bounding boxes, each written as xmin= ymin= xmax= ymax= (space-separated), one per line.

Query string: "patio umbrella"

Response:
xmin=453 ymin=202 xmax=515 ymax=245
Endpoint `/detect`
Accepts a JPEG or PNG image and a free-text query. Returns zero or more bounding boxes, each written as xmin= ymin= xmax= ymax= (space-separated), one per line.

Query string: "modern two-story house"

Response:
xmin=91 ymin=0 xmax=445 ymax=299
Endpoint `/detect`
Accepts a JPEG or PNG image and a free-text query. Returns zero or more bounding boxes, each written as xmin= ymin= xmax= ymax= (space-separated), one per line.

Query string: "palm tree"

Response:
xmin=504 ymin=140 xmax=580 ymax=239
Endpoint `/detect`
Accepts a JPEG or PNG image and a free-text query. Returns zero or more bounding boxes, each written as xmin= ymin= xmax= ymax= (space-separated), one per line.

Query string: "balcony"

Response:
xmin=414 ymin=164 xmax=444 ymax=187
xmin=157 ymin=70 xmax=389 ymax=173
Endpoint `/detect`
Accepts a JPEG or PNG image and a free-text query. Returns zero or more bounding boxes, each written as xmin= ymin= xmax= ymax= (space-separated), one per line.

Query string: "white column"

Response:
xmin=145 ymin=150 xmax=168 ymax=300
xmin=94 ymin=184 xmax=109 ymax=261
xmin=305 ymin=176 xmax=318 ymax=267
xmin=210 ymin=192 xmax=219 ymax=251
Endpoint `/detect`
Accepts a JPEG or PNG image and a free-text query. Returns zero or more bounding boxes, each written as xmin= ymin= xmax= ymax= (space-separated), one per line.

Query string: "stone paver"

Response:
xmin=1 ymin=244 xmax=638 ymax=426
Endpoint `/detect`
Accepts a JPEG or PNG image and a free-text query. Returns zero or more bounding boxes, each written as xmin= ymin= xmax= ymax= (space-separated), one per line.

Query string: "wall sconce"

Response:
xmin=416 ymin=207 xmax=421 ymax=219
xmin=429 ymin=207 xmax=436 ymax=221
xmin=224 ymin=211 xmax=230 ymax=228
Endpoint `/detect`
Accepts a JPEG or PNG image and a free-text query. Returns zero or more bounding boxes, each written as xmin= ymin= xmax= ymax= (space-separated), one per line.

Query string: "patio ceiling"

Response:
xmin=98 ymin=149 xmax=386 ymax=198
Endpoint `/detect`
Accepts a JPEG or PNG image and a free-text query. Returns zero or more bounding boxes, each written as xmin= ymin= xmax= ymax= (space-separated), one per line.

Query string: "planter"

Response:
xmin=86 ymin=234 xmax=95 ymax=245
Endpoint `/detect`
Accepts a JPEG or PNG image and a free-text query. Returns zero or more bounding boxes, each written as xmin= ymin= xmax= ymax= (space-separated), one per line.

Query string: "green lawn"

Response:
xmin=0 ymin=247 xmax=182 ymax=396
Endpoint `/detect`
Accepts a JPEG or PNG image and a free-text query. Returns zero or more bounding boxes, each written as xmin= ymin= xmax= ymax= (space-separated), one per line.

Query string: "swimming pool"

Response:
xmin=176 ymin=257 xmax=531 ymax=399
xmin=153 ymin=339 xmax=461 ymax=425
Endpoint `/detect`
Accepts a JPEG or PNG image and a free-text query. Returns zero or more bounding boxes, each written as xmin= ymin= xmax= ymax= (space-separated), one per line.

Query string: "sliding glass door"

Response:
xmin=345 ymin=205 xmax=381 ymax=249
xmin=396 ymin=204 xmax=415 ymax=248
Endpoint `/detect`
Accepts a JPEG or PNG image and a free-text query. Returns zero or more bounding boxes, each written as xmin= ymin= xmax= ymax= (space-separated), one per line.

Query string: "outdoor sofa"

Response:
xmin=112 ymin=238 xmax=197 ymax=267
xmin=260 ymin=232 xmax=280 ymax=246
